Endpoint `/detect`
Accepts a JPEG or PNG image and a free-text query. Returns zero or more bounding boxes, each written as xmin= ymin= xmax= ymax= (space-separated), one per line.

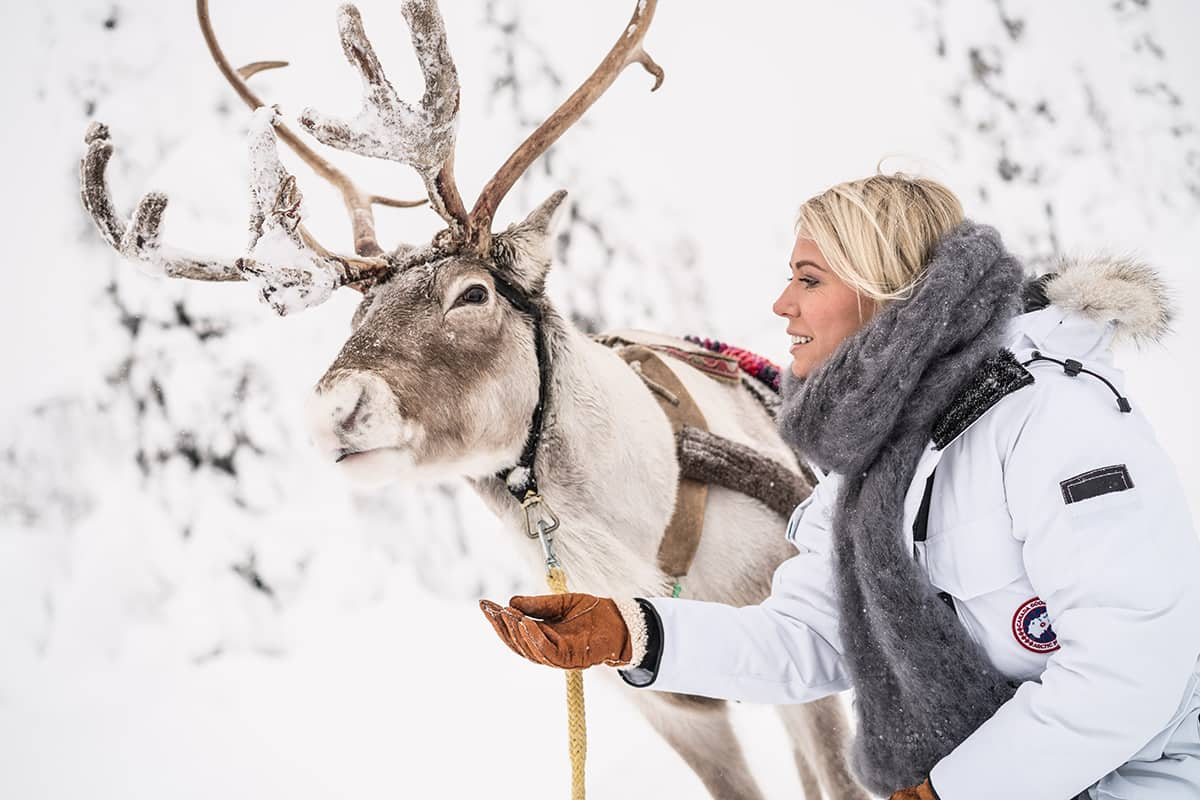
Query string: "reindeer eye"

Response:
xmin=459 ymin=285 xmax=489 ymax=305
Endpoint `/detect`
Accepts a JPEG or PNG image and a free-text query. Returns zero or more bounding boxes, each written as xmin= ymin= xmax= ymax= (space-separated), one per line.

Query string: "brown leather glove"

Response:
xmin=890 ymin=778 xmax=939 ymax=800
xmin=479 ymin=592 xmax=633 ymax=670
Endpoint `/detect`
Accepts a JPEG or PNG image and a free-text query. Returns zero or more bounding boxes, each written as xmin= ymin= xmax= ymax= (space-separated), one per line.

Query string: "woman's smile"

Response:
xmin=774 ymin=236 xmax=878 ymax=378
xmin=789 ymin=333 xmax=815 ymax=352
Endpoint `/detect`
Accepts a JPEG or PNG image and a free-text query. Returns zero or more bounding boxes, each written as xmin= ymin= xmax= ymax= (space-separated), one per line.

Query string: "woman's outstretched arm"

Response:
xmin=480 ymin=473 xmax=851 ymax=705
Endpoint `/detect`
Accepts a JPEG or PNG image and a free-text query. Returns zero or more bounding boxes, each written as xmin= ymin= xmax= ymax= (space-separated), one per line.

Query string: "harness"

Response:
xmin=486 ymin=273 xmax=585 ymax=799
xmin=488 ymin=272 xmax=555 ymax=505
xmin=488 ymin=268 xmax=812 ymax=595
xmin=591 ymin=332 xmax=814 ymax=594
xmin=482 ymin=276 xmax=802 ymax=800
xmin=605 ymin=340 xmax=713 ymax=594
xmin=589 ymin=334 xmax=807 ymax=589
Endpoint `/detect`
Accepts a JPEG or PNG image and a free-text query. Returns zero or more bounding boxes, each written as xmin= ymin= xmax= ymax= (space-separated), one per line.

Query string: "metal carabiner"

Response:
xmin=535 ymin=519 xmax=561 ymax=571
xmin=519 ymin=491 xmax=560 ymax=539
xmin=520 ymin=491 xmax=562 ymax=572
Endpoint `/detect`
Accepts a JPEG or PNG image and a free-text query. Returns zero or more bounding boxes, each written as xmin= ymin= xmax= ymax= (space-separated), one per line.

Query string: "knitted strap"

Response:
xmin=546 ymin=566 xmax=587 ymax=800
xmin=675 ymin=426 xmax=811 ymax=518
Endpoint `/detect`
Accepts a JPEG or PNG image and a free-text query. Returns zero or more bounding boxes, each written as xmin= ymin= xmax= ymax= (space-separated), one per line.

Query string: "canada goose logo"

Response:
xmin=1012 ymin=597 xmax=1060 ymax=653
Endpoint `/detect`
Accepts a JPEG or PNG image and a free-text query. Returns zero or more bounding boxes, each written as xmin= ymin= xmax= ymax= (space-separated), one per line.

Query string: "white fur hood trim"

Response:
xmin=1037 ymin=255 xmax=1175 ymax=347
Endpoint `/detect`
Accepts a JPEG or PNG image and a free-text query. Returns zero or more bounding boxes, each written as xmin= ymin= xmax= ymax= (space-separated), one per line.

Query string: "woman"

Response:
xmin=480 ymin=175 xmax=1200 ymax=800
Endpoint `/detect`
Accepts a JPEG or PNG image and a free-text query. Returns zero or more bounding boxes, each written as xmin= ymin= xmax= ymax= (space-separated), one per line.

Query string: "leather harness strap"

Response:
xmin=614 ymin=344 xmax=712 ymax=582
xmin=594 ymin=331 xmax=809 ymax=589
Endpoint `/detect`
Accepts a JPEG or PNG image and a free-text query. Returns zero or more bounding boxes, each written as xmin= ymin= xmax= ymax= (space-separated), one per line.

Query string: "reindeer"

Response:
xmin=79 ymin=2 xmax=871 ymax=798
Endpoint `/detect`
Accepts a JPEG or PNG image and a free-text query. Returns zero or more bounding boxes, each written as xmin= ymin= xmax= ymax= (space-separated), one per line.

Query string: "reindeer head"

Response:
xmin=80 ymin=0 xmax=662 ymax=488
xmin=308 ymin=191 xmax=568 ymax=487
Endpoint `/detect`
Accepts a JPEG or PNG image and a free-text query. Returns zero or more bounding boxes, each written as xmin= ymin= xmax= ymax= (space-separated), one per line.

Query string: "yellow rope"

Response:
xmin=546 ymin=565 xmax=587 ymax=800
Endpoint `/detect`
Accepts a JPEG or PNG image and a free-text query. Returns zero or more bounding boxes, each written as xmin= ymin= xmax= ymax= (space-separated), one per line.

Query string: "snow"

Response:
xmin=243 ymin=106 xmax=339 ymax=315
xmin=243 ymin=224 xmax=338 ymax=314
xmin=298 ymin=2 xmax=456 ymax=174
xmin=504 ymin=464 xmax=531 ymax=492
xmin=2 ymin=0 xmax=1198 ymax=798
xmin=0 ymin=572 xmax=820 ymax=799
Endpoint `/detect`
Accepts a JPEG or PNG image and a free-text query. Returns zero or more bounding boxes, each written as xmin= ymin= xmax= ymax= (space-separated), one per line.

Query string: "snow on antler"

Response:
xmin=80 ymin=0 xmax=667 ymax=313
xmin=238 ymin=107 xmax=342 ymax=316
xmin=78 ymin=112 xmax=395 ymax=318
xmin=80 ymin=122 xmax=243 ymax=281
xmin=196 ymin=0 xmax=427 ymax=258
xmin=298 ymin=2 xmax=469 ymax=235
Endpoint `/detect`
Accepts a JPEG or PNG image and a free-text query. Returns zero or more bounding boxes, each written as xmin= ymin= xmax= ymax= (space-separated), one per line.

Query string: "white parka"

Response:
xmin=634 ymin=266 xmax=1200 ymax=799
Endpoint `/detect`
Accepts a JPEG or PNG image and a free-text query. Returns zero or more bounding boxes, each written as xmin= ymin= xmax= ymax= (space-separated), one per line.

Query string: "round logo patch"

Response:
xmin=1012 ymin=597 xmax=1060 ymax=653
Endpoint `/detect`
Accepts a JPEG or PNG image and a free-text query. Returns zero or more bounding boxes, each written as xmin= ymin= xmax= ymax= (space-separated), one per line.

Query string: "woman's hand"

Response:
xmin=479 ymin=592 xmax=633 ymax=670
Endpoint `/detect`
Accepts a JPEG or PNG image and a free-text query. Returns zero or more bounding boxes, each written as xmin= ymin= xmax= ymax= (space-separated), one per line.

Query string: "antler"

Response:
xmin=240 ymin=107 xmax=397 ymax=312
xmin=82 ymin=0 xmax=667 ymax=312
xmin=197 ymin=0 xmax=426 ymax=258
xmin=297 ymin=2 xmax=470 ymax=239
xmin=79 ymin=112 xmax=394 ymax=316
xmin=291 ymin=0 xmax=663 ymax=255
xmin=80 ymin=122 xmax=242 ymax=282
xmin=468 ymin=0 xmax=663 ymax=251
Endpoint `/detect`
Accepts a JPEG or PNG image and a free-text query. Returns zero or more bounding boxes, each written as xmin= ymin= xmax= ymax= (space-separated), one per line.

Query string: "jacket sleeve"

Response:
xmin=930 ymin=377 xmax=1200 ymax=800
xmin=621 ymin=474 xmax=851 ymax=703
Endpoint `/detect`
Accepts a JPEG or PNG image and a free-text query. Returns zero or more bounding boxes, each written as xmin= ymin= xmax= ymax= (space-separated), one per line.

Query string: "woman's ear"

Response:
xmin=490 ymin=190 xmax=569 ymax=295
xmin=856 ymin=294 xmax=884 ymax=325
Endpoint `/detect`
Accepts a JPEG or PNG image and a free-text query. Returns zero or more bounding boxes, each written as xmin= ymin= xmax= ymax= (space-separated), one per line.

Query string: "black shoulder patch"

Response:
xmin=1060 ymin=465 xmax=1134 ymax=504
xmin=932 ymin=348 xmax=1035 ymax=450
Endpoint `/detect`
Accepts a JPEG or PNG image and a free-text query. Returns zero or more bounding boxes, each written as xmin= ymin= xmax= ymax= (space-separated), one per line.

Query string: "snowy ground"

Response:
xmin=1 ymin=0 xmax=1198 ymax=798
xmin=0 ymin=597 xmax=732 ymax=797
xmin=0 ymin=562 xmax=826 ymax=799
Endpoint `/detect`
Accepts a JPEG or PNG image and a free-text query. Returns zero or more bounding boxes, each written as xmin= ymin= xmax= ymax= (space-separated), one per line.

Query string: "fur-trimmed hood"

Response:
xmin=1020 ymin=255 xmax=1176 ymax=348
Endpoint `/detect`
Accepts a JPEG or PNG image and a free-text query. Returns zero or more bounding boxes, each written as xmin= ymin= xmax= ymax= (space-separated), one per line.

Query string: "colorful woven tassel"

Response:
xmin=684 ymin=336 xmax=782 ymax=393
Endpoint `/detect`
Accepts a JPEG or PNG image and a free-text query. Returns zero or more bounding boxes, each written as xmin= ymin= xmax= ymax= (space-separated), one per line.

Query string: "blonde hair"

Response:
xmin=795 ymin=173 xmax=964 ymax=307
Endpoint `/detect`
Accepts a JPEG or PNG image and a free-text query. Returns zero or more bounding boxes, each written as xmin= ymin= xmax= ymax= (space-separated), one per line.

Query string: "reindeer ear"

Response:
xmin=490 ymin=190 xmax=568 ymax=295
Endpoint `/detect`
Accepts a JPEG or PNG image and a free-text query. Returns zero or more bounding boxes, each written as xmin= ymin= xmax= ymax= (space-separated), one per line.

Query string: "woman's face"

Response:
xmin=773 ymin=235 xmax=879 ymax=379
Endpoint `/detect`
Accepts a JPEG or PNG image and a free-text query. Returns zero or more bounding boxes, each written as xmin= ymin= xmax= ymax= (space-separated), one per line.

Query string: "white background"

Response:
xmin=1 ymin=1 xmax=1197 ymax=797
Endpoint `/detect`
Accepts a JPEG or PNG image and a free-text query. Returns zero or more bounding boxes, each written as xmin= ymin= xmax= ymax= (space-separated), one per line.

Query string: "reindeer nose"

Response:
xmin=304 ymin=371 xmax=402 ymax=461
xmin=336 ymin=387 xmax=369 ymax=435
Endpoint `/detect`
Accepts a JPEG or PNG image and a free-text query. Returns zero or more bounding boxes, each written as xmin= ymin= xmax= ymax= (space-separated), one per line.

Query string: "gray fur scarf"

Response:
xmin=778 ymin=220 xmax=1026 ymax=794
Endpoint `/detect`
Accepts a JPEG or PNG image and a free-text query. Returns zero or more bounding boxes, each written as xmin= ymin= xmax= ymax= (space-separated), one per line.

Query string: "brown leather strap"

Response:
xmin=616 ymin=345 xmax=710 ymax=580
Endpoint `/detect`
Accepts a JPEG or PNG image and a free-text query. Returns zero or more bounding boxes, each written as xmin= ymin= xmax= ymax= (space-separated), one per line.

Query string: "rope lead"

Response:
xmin=546 ymin=564 xmax=588 ymax=800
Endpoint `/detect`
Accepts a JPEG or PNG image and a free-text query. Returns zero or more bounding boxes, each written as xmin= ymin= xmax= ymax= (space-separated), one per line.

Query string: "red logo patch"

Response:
xmin=1012 ymin=597 xmax=1060 ymax=653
